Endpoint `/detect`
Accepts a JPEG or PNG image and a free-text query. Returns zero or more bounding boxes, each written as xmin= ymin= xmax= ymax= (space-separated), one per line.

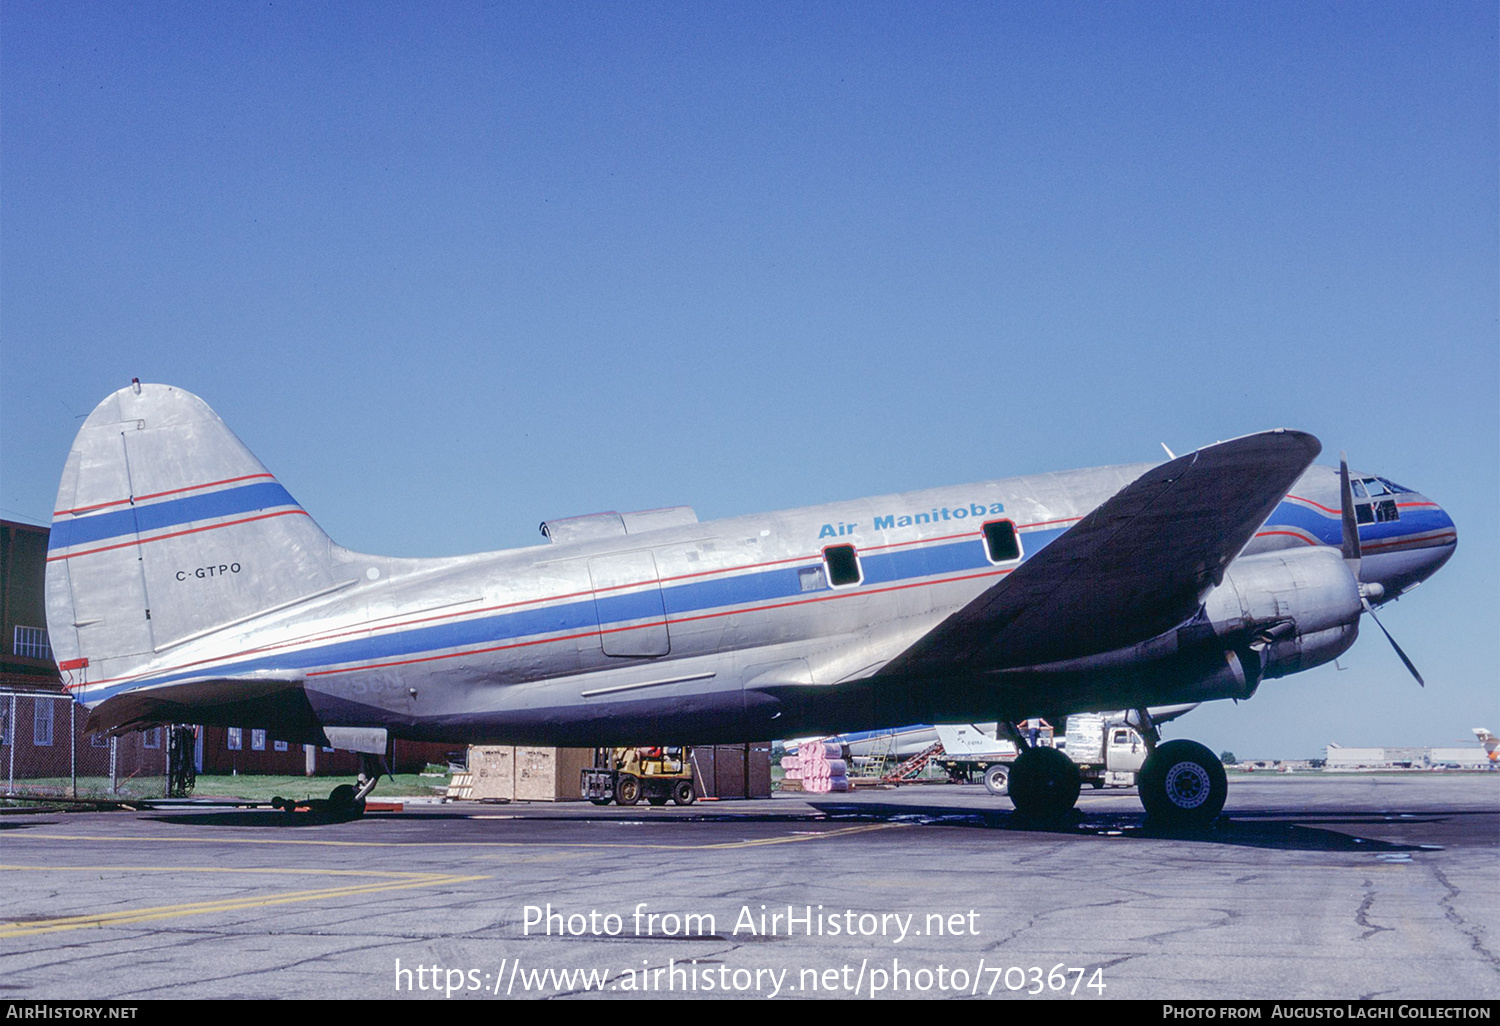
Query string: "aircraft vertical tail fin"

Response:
xmin=45 ymin=383 xmax=345 ymax=694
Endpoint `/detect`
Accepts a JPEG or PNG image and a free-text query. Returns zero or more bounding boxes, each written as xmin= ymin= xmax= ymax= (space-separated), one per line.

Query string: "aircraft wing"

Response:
xmin=880 ymin=430 xmax=1321 ymax=675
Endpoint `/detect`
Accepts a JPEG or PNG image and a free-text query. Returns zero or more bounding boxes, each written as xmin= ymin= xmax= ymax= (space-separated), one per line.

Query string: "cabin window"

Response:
xmin=982 ymin=519 xmax=1022 ymax=563
xmin=822 ymin=544 xmax=863 ymax=587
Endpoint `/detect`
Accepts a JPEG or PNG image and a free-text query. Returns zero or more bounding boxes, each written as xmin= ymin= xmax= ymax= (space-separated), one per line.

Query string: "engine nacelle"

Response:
xmin=1204 ymin=547 xmax=1363 ymax=678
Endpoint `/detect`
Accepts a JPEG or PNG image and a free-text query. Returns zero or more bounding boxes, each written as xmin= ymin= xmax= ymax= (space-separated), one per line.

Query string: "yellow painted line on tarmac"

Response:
xmin=16 ymin=822 xmax=903 ymax=853
xmin=0 ymin=864 xmax=491 ymax=938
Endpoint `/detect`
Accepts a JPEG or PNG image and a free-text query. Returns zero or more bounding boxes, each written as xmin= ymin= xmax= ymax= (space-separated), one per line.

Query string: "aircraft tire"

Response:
xmin=672 ymin=780 xmax=695 ymax=806
xmin=1006 ymin=746 xmax=1079 ymax=819
xmin=615 ymin=774 xmax=642 ymax=806
xmin=326 ymin=784 xmax=366 ymax=817
xmin=1138 ymin=740 xmax=1227 ymax=827
xmin=982 ymin=763 xmax=1009 ymax=796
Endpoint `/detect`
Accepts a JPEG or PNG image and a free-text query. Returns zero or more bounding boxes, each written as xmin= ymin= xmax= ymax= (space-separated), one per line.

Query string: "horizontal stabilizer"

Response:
xmin=84 ymin=675 xmax=324 ymax=745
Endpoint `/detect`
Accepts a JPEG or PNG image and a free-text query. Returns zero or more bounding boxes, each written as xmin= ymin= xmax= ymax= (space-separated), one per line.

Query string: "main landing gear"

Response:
xmin=1137 ymin=739 xmax=1227 ymax=828
xmin=1006 ymin=745 xmax=1081 ymax=820
xmin=995 ymin=721 xmax=1080 ymax=821
xmin=996 ymin=713 xmax=1228 ymax=828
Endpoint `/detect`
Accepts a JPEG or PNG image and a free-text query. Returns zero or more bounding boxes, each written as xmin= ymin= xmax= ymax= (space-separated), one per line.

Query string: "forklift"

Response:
xmin=581 ymin=746 xmax=696 ymax=806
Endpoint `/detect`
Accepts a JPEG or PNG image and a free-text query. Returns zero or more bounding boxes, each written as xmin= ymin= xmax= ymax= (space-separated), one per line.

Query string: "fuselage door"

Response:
xmin=588 ymin=551 xmax=671 ymax=657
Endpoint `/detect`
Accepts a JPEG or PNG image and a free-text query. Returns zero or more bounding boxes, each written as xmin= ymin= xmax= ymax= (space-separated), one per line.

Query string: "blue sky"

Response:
xmin=3 ymin=2 xmax=1495 ymax=758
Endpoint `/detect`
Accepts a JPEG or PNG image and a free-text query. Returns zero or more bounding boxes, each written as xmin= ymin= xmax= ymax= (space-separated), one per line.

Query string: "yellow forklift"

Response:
xmin=581 ymin=746 xmax=696 ymax=806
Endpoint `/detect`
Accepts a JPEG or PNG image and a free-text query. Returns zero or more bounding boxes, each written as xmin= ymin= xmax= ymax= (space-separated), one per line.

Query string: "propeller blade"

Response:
xmin=1363 ymin=599 xmax=1425 ymax=687
xmin=1339 ymin=452 xmax=1362 ymax=573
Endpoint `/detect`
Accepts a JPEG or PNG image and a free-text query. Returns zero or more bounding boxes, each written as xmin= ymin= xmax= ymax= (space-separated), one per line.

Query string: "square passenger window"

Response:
xmin=982 ymin=519 xmax=1022 ymax=563
xmin=822 ymin=544 xmax=862 ymax=587
xmin=798 ymin=566 xmax=826 ymax=592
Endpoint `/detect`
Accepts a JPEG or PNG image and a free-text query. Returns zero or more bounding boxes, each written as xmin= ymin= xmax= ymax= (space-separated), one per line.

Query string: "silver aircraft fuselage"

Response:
xmin=47 ymin=387 xmax=1454 ymax=751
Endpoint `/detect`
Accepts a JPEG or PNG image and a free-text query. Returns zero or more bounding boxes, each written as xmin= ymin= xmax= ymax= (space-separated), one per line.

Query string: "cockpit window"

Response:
xmin=1350 ymin=479 xmax=1368 ymax=499
xmin=1360 ymin=477 xmax=1390 ymax=497
xmin=1378 ymin=477 xmax=1415 ymax=494
xmin=1356 ymin=498 xmax=1400 ymax=525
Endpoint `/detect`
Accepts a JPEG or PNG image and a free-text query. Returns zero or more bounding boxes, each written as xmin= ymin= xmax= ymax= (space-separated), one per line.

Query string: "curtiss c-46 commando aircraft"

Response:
xmin=45 ymin=383 xmax=1456 ymax=825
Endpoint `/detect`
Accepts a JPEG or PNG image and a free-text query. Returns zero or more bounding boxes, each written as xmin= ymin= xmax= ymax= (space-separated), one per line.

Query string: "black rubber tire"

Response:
xmin=1007 ymin=746 xmax=1080 ymax=819
xmin=647 ymin=795 xmax=668 ymax=806
xmin=983 ymin=763 xmax=1010 ymax=796
xmin=326 ymin=783 xmax=365 ymax=817
xmin=672 ymin=779 xmax=695 ymax=806
xmin=615 ymin=774 xmax=642 ymax=806
xmin=589 ymin=798 xmax=612 ymax=806
xmin=1138 ymin=739 xmax=1227 ymax=827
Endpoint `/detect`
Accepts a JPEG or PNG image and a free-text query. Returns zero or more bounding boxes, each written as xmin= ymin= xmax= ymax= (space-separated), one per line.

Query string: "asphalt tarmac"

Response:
xmin=2 ymin=774 xmax=1496 ymax=1001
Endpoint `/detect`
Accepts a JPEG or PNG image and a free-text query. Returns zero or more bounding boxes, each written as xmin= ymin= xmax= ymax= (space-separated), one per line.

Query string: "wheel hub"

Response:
xmin=1164 ymin=761 xmax=1212 ymax=809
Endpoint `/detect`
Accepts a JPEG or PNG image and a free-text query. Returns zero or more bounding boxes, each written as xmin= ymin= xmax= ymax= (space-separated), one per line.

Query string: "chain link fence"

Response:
xmin=0 ymin=689 xmax=169 ymax=800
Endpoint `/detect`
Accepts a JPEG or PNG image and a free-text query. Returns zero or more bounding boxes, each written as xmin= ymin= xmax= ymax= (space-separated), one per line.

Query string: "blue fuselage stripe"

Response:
xmin=1266 ymin=500 xmax=1453 ymax=547
xmin=88 ymin=495 xmax=1452 ymax=703
xmin=93 ymin=527 xmax=1067 ymax=700
xmin=49 ymin=483 xmax=301 ymax=550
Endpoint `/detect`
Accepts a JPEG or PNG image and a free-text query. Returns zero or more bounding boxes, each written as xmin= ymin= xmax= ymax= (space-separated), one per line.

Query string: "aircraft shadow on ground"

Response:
xmin=803 ymin=801 xmax=1464 ymax=853
xmin=136 ymin=801 xmax=1486 ymax=853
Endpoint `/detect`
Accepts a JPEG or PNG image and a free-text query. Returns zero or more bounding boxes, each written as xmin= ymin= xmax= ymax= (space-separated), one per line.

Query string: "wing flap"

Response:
xmin=882 ymin=430 xmax=1321 ymax=675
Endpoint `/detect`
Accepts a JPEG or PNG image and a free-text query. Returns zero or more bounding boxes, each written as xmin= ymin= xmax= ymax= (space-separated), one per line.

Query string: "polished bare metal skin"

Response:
xmin=46 ymin=385 xmax=1456 ymax=766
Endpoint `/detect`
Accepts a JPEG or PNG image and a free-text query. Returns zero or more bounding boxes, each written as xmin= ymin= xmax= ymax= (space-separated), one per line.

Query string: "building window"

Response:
xmin=822 ymin=544 xmax=862 ymax=588
xmin=0 ymin=705 xmax=10 ymax=746
xmin=251 ymin=729 xmax=266 ymax=751
xmin=33 ymin=700 xmax=54 ymax=747
xmin=273 ymin=739 xmax=289 ymax=752
xmin=982 ymin=520 xmax=1023 ymax=564
xmin=143 ymin=727 xmax=161 ymax=749
xmin=13 ymin=626 xmax=52 ymax=661
xmin=90 ymin=733 xmax=108 ymax=748
xmin=227 ymin=727 xmax=243 ymax=751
